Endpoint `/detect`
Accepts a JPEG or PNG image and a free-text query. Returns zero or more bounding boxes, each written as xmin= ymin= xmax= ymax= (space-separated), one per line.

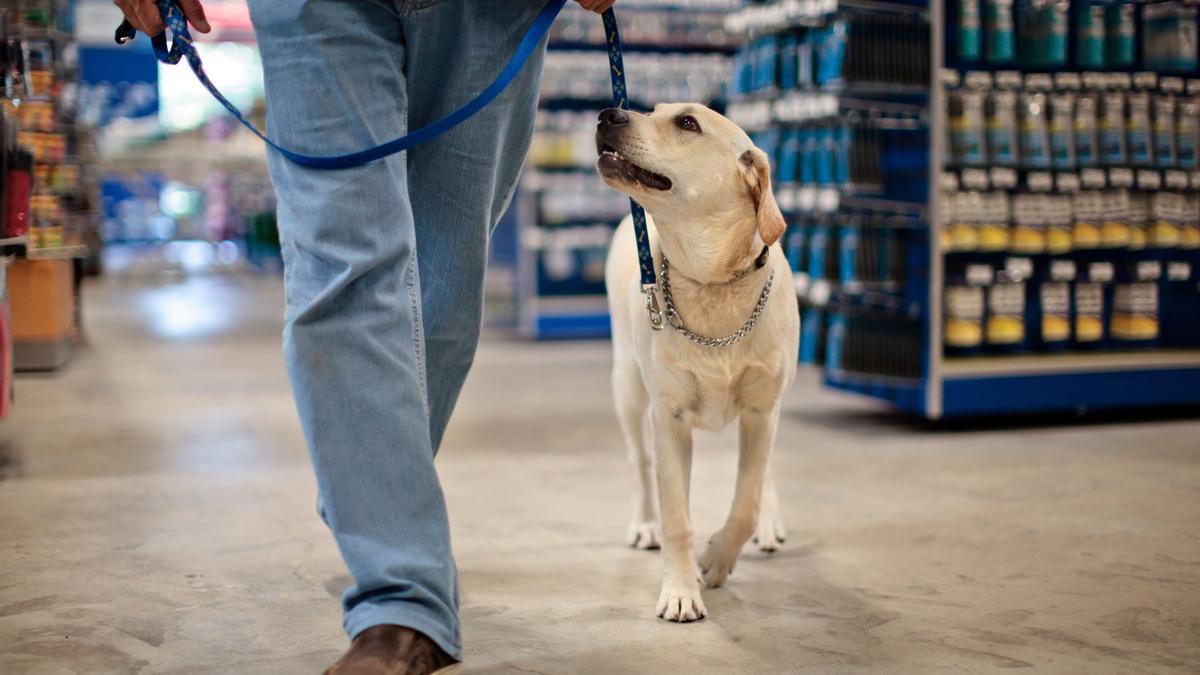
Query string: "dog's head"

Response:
xmin=595 ymin=103 xmax=786 ymax=246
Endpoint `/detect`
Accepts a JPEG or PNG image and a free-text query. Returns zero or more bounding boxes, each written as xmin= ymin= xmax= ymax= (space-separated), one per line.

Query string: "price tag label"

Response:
xmin=1050 ymin=260 xmax=1077 ymax=281
xmin=965 ymin=71 xmax=994 ymax=89
xmin=1165 ymin=170 xmax=1189 ymax=190
xmin=1167 ymin=262 xmax=1192 ymax=281
xmin=963 ymin=168 xmax=990 ymax=190
xmin=1136 ymin=169 xmax=1162 ymax=191
xmin=1089 ymin=262 xmax=1114 ymax=283
xmin=1025 ymin=73 xmax=1053 ymax=90
xmin=941 ymin=172 xmax=960 ymax=191
xmin=1080 ymin=168 xmax=1107 ymax=188
xmin=989 ymin=167 xmax=1017 ymax=189
xmin=1160 ymin=77 xmax=1185 ymax=94
xmin=1109 ymin=168 xmax=1134 ymax=188
xmin=1054 ymin=72 xmax=1081 ymax=90
xmin=816 ymin=188 xmax=839 ymax=212
xmin=1006 ymin=257 xmax=1034 ymax=279
xmin=1133 ymin=71 xmax=1158 ymax=89
xmin=1136 ymin=260 xmax=1162 ymax=281
xmin=1027 ymin=172 xmax=1053 ymax=192
xmin=966 ymin=264 xmax=994 ymax=286
xmin=797 ymin=186 xmax=816 ymax=211
xmin=995 ymin=71 xmax=1023 ymax=89
xmin=1055 ymin=173 xmax=1081 ymax=192
xmin=808 ymin=278 xmax=832 ymax=306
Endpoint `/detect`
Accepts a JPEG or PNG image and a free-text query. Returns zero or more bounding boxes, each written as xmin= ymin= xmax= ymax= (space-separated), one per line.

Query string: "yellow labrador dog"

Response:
xmin=598 ymin=104 xmax=798 ymax=622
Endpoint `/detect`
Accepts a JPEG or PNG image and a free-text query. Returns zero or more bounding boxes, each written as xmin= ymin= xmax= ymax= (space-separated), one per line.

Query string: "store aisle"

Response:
xmin=1 ymin=270 xmax=1199 ymax=674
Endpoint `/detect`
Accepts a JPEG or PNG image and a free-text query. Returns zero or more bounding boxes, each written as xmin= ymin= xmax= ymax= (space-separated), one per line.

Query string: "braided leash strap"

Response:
xmin=601 ymin=9 xmax=664 ymax=329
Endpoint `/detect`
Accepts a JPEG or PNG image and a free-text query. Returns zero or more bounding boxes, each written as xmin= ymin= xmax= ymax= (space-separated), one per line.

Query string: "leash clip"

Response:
xmin=642 ymin=284 xmax=665 ymax=330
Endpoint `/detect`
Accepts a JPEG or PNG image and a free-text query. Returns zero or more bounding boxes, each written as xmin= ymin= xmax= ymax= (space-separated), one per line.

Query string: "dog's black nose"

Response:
xmin=598 ymin=108 xmax=629 ymax=127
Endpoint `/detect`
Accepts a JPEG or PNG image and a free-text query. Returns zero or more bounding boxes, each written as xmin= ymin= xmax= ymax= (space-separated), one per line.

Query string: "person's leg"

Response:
xmin=247 ymin=0 xmax=460 ymax=659
xmin=402 ymin=0 xmax=549 ymax=451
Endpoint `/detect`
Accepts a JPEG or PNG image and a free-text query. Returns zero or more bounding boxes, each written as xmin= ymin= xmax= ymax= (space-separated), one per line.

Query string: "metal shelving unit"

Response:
xmin=729 ymin=0 xmax=1200 ymax=417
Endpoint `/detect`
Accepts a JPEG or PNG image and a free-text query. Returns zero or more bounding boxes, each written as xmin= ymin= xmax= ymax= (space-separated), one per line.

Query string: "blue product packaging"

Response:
xmin=1049 ymin=91 xmax=1076 ymax=169
xmin=1126 ymin=90 xmax=1153 ymax=167
xmin=1099 ymin=89 xmax=1128 ymax=166
xmin=818 ymin=21 xmax=847 ymax=85
xmin=815 ymin=126 xmax=835 ymax=185
xmin=1074 ymin=91 xmax=1100 ymax=166
xmin=986 ymin=0 xmax=1016 ymax=63
xmin=799 ymin=307 xmax=825 ymax=364
xmin=1178 ymin=97 xmax=1200 ymax=169
xmin=838 ymin=226 xmax=858 ymax=286
xmin=1153 ymin=94 xmax=1178 ymax=168
xmin=1019 ymin=91 xmax=1051 ymax=168
xmin=1105 ymin=3 xmax=1136 ymax=69
xmin=780 ymin=34 xmax=799 ymax=91
xmin=779 ymin=128 xmax=801 ymax=185
xmin=987 ymin=89 xmax=1019 ymax=166
xmin=1074 ymin=1 xmax=1107 ymax=69
xmin=834 ymin=124 xmax=851 ymax=185
xmin=960 ymin=0 xmax=983 ymax=61
xmin=800 ymin=128 xmax=818 ymax=184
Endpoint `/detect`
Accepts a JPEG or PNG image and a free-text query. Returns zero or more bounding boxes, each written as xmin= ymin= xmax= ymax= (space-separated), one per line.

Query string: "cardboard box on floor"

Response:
xmin=8 ymin=258 xmax=74 ymax=371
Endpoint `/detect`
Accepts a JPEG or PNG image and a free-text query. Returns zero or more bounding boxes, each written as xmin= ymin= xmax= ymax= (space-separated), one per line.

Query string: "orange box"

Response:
xmin=8 ymin=258 xmax=73 ymax=341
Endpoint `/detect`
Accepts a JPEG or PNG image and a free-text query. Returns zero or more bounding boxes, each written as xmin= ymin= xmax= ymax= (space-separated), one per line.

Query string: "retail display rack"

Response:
xmin=727 ymin=0 xmax=1200 ymax=417
xmin=516 ymin=0 xmax=740 ymax=339
xmin=0 ymin=0 xmax=99 ymax=379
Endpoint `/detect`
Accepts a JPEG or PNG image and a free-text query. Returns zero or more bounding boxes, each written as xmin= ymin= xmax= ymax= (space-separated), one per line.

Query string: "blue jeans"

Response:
xmin=248 ymin=0 xmax=547 ymax=660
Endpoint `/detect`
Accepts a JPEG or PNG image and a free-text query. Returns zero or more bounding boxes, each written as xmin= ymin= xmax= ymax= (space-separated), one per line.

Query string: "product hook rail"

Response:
xmin=117 ymin=0 xmax=665 ymax=328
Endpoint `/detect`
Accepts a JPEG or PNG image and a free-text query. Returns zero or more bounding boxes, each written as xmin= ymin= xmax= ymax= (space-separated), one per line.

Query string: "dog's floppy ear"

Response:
xmin=740 ymin=148 xmax=786 ymax=247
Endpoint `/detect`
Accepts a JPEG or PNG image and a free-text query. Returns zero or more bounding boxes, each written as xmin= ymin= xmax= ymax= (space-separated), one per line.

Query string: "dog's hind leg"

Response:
xmin=613 ymin=360 xmax=659 ymax=550
xmin=699 ymin=403 xmax=779 ymax=588
xmin=753 ymin=463 xmax=787 ymax=552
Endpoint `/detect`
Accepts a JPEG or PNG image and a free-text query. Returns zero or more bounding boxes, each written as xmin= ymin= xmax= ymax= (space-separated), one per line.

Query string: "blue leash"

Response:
xmin=126 ymin=0 xmax=663 ymax=324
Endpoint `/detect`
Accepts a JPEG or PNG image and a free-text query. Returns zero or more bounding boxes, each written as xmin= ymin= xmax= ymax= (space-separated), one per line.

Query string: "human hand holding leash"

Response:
xmin=112 ymin=0 xmax=209 ymax=37
xmin=575 ymin=0 xmax=617 ymax=12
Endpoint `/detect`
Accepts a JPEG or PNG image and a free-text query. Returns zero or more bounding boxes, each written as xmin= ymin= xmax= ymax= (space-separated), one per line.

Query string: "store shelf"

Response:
xmin=943 ymin=350 xmax=1200 ymax=378
xmin=26 ymin=245 xmax=88 ymax=260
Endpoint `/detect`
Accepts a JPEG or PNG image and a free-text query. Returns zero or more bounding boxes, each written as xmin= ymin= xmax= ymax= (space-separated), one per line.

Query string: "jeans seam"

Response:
xmin=408 ymin=262 xmax=431 ymax=428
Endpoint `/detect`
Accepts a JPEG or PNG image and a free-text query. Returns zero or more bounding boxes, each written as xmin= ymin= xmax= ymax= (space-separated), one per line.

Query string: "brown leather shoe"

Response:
xmin=323 ymin=625 xmax=460 ymax=675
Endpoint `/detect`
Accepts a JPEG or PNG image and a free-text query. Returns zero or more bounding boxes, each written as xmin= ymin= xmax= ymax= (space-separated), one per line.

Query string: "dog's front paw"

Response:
xmin=753 ymin=510 xmax=787 ymax=553
xmin=698 ymin=535 xmax=740 ymax=588
xmin=655 ymin=579 xmax=707 ymax=622
xmin=626 ymin=520 xmax=661 ymax=550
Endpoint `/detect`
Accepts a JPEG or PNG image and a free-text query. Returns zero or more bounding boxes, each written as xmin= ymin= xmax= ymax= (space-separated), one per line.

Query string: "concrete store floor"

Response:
xmin=1 ymin=269 xmax=1199 ymax=675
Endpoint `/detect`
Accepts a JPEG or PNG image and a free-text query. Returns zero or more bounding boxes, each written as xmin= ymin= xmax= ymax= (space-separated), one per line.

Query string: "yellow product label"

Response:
xmin=978 ymin=223 xmax=1011 ymax=251
xmin=948 ymin=222 xmax=979 ymax=251
xmin=1073 ymin=221 xmax=1101 ymax=249
xmin=1112 ymin=283 xmax=1159 ymax=341
xmin=1042 ymin=315 xmax=1071 ymax=342
xmin=1076 ymin=315 xmax=1103 ymax=342
xmin=28 ymin=70 xmax=54 ymax=96
xmin=1011 ymin=225 xmax=1047 ymax=253
xmin=1046 ymin=226 xmax=1073 ymax=254
xmin=946 ymin=319 xmax=984 ymax=347
xmin=986 ymin=315 xmax=1025 ymax=344
xmin=1129 ymin=225 xmax=1146 ymax=250
xmin=1100 ymin=220 xmax=1131 ymax=248
xmin=1149 ymin=220 xmax=1184 ymax=248
xmin=1182 ymin=225 xmax=1200 ymax=249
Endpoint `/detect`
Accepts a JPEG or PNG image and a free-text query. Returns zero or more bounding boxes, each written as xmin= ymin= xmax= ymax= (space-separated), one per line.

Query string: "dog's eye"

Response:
xmin=675 ymin=115 xmax=701 ymax=133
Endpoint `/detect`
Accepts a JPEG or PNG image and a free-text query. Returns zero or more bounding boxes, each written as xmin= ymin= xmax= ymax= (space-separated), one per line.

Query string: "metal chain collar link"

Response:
xmin=660 ymin=256 xmax=775 ymax=348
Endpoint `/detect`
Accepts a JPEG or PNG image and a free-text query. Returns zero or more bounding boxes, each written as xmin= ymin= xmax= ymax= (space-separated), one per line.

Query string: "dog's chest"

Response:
xmin=664 ymin=356 xmax=757 ymax=431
